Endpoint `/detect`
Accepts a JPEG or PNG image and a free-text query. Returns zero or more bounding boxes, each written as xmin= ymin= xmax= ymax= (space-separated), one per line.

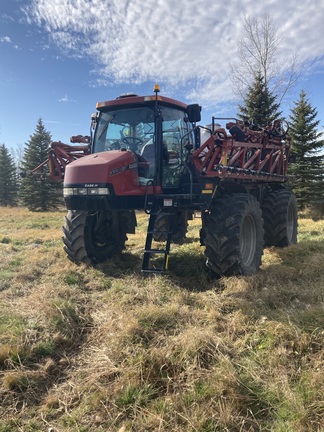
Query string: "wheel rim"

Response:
xmin=91 ymin=217 xmax=111 ymax=247
xmin=240 ymin=214 xmax=257 ymax=267
xmin=85 ymin=212 xmax=123 ymax=260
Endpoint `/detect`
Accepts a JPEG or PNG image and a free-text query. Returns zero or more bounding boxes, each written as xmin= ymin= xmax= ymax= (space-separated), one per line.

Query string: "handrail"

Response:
xmin=144 ymin=179 xmax=156 ymax=214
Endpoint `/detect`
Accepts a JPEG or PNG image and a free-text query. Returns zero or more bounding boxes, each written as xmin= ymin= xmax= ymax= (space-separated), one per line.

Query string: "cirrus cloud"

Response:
xmin=24 ymin=0 xmax=324 ymax=106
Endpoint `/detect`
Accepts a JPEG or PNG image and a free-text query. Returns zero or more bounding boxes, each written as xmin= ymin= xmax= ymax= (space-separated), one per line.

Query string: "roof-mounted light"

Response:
xmin=153 ymin=84 xmax=160 ymax=93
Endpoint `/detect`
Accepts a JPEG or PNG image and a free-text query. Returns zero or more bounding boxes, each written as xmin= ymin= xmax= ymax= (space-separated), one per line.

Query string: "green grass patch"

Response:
xmin=115 ymin=383 xmax=157 ymax=409
xmin=63 ymin=271 xmax=84 ymax=286
xmin=0 ymin=311 xmax=26 ymax=345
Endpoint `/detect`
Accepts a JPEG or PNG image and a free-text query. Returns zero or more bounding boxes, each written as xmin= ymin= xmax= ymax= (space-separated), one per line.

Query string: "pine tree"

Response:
xmin=20 ymin=118 xmax=63 ymax=211
xmin=0 ymin=144 xmax=18 ymax=206
xmin=288 ymin=90 xmax=324 ymax=212
xmin=237 ymin=72 xmax=281 ymax=127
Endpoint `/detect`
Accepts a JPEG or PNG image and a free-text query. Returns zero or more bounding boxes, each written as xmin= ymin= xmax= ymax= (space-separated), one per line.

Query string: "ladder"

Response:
xmin=142 ymin=198 xmax=175 ymax=274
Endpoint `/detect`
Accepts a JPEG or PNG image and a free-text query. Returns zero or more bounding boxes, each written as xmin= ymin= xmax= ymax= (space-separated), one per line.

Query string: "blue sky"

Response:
xmin=1 ymin=0 xmax=324 ymax=156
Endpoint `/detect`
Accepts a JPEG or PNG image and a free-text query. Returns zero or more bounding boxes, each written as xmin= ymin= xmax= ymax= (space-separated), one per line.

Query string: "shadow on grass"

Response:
xmin=97 ymin=247 xmax=220 ymax=292
xmin=96 ymin=238 xmax=324 ymax=296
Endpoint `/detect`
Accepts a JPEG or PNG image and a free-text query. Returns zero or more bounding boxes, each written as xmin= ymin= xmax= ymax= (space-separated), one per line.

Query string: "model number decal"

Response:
xmin=110 ymin=163 xmax=137 ymax=176
xmin=110 ymin=167 xmax=122 ymax=175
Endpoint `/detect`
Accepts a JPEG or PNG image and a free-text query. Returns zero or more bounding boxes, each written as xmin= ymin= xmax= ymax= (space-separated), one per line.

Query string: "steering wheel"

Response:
xmin=122 ymin=137 xmax=143 ymax=151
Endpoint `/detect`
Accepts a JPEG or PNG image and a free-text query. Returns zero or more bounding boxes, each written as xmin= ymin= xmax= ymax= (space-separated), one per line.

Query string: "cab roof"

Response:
xmin=96 ymin=93 xmax=188 ymax=111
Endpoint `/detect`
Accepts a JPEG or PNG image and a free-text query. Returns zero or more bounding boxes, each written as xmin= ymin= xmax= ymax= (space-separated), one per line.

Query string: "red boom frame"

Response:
xmin=30 ymin=136 xmax=90 ymax=181
xmin=193 ymin=124 xmax=290 ymax=182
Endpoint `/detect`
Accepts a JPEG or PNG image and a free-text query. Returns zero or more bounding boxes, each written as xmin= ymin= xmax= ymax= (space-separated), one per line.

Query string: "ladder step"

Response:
xmin=142 ymin=198 xmax=174 ymax=273
xmin=142 ymin=255 xmax=170 ymax=273
xmin=147 ymin=230 xmax=169 ymax=235
xmin=142 ymin=268 xmax=164 ymax=274
xmin=144 ymin=249 xmax=167 ymax=254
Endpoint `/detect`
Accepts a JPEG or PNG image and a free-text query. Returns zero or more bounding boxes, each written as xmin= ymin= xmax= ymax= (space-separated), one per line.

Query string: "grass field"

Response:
xmin=0 ymin=206 xmax=323 ymax=431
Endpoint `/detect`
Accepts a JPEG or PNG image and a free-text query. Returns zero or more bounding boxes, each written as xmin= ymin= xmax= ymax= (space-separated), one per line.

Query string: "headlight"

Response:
xmin=98 ymin=188 xmax=109 ymax=194
xmin=63 ymin=187 xmax=74 ymax=197
xmin=63 ymin=187 xmax=110 ymax=197
xmin=78 ymin=188 xmax=88 ymax=195
xmin=88 ymin=188 xmax=98 ymax=195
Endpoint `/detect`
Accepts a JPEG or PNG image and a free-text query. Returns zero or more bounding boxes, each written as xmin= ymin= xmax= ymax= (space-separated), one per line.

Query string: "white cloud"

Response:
xmin=58 ymin=94 xmax=76 ymax=102
xmin=0 ymin=36 xmax=19 ymax=50
xmin=58 ymin=94 xmax=69 ymax=102
xmin=25 ymin=0 xmax=324 ymax=106
xmin=0 ymin=36 xmax=12 ymax=43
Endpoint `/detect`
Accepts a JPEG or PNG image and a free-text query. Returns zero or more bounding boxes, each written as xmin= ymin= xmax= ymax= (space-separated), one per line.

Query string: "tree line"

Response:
xmin=231 ymin=11 xmax=324 ymax=217
xmin=0 ymin=119 xmax=63 ymax=211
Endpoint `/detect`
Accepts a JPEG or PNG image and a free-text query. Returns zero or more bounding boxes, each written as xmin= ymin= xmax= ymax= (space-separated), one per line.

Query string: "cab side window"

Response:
xmin=161 ymin=106 xmax=194 ymax=188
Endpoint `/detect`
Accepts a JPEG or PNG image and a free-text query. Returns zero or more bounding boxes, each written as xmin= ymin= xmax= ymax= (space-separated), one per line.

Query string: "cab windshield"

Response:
xmin=92 ymin=104 xmax=194 ymax=183
xmin=93 ymin=107 xmax=155 ymax=155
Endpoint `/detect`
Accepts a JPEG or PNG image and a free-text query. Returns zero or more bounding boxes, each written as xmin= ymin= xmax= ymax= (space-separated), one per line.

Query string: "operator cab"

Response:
xmin=92 ymin=88 xmax=200 ymax=190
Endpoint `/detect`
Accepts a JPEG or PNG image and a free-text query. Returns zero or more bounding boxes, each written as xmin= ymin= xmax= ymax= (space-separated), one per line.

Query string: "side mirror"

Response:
xmin=187 ymin=104 xmax=201 ymax=123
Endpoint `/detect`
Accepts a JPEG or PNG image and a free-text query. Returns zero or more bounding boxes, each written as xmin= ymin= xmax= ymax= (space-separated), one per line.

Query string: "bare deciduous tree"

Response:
xmin=230 ymin=12 xmax=300 ymax=103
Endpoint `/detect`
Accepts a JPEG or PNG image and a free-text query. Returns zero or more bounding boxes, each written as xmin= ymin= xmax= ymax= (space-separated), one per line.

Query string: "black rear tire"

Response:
xmin=203 ymin=194 xmax=264 ymax=276
xmin=153 ymin=210 xmax=189 ymax=244
xmin=62 ymin=210 xmax=127 ymax=265
xmin=261 ymin=189 xmax=298 ymax=247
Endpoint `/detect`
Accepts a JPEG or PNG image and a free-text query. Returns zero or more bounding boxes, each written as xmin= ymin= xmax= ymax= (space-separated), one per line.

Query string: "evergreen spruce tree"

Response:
xmin=237 ymin=72 xmax=281 ymax=126
xmin=0 ymin=144 xmax=18 ymax=206
xmin=20 ymin=118 xmax=63 ymax=211
xmin=288 ymin=90 xmax=324 ymax=212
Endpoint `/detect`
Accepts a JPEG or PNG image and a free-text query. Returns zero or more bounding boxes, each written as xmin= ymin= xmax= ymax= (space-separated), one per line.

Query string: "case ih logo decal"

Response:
xmin=110 ymin=163 xmax=137 ymax=176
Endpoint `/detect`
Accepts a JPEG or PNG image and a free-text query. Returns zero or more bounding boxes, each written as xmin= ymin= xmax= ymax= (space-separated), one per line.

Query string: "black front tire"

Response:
xmin=261 ymin=189 xmax=298 ymax=247
xmin=62 ymin=210 xmax=127 ymax=265
xmin=203 ymin=194 xmax=264 ymax=276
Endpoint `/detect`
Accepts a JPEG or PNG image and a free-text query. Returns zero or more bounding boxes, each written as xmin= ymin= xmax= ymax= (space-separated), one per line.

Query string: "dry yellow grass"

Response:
xmin=0 ymin=206 xmax=323 ymax=431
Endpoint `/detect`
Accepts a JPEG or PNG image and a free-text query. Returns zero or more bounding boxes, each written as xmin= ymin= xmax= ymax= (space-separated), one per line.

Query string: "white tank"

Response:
xmin=200 ymin=123 xmax=221 ymax=144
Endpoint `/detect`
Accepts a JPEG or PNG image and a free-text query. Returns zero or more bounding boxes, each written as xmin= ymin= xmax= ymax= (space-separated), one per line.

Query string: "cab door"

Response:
xmin=160 ymin=106 xmax=194 ymax=189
